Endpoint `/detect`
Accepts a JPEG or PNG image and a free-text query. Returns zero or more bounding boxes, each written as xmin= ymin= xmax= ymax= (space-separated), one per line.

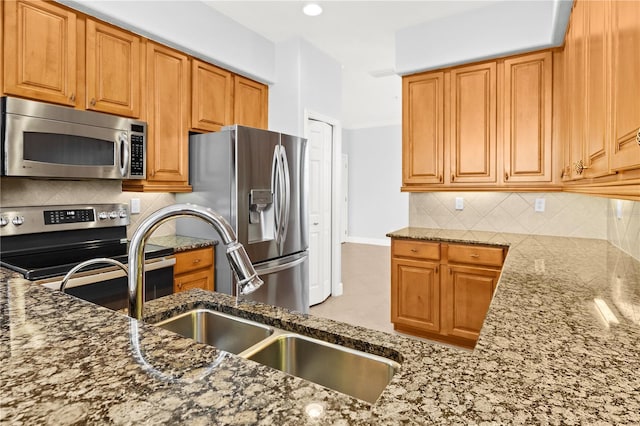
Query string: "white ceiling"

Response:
xmin=205 ymin=1 xmax=504 ymax=128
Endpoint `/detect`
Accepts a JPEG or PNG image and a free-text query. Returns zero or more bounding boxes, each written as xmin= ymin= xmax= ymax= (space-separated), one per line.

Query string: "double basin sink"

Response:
xmin=154 ymin=309 xmax=400 ymax=404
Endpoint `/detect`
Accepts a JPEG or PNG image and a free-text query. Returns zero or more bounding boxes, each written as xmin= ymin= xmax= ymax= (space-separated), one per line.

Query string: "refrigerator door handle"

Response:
xmin=254 ymin=254 xmax=307 ymax=275
xmin=280 ymin=145 xmax=291 ymax=245
xmin=271 ymin=145 xmax=282 ymax=245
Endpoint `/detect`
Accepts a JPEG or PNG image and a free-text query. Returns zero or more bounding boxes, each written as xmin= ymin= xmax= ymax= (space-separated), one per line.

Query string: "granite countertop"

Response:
xmin=148 ymin=235 xmax=218 ymax=253
xmin=2 ymin=227 xmax=640 ymax=424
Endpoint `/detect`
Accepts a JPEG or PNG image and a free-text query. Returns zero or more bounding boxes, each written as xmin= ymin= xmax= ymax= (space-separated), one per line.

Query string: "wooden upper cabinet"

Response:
xmin=609 ymin=0 xmax=640 ymax=171
xmin=503 ymin=51 xmax=553 ymax=183
xmin=191 ymin=59 xmax=233 ymax=132
xmin=450 ymin=62 xmax=497 ymax=184
xmin=233 ymin=75 xmax=268 ymax=129
xmin=402 ymin=71 xmax=444 ymax=185
xmin=568 ymin=0 xmax=586 ymax=181
xmin=4 ymin=0 xmax=77 ymax=106
xmin=85 ymin=19 xmax=141 ymax=118
xmin=128 ymin=41 xmax=190 ymax=192
xmin=583 ymin=0 xmax=611 ymax=178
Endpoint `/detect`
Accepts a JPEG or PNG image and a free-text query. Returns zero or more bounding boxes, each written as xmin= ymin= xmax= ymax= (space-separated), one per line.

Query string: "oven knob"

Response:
xmin=98 ymin=211 xmax=108 ymax=220
xmin=0 ymin=216 xmax=8 ymax=227
xmin=119 ymin=210 xmax=127 ymax=219
xmin=109 ymin=211 xmax=118 ymax=219
xmin=12 ymin=216 xmax=24 ymax=226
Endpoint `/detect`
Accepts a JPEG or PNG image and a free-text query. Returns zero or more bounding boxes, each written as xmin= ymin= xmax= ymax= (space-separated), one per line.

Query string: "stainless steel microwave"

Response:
xmin=1 ymin=96 xmax=146 ymax=180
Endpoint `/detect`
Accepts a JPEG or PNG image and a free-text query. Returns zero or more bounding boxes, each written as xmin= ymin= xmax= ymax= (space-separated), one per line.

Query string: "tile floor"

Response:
xmin=309 ymin=243 xmax=395 ymax=334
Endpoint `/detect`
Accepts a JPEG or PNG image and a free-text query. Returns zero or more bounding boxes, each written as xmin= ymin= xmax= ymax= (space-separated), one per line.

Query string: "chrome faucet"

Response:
xmin=59 ymin=258 xmax=128 ymax=292
xmin=127 ymin=203 xmax=263 ymax=320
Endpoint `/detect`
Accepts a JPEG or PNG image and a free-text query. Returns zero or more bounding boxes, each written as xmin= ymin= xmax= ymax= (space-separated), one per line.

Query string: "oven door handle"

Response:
xmin=40 ymin=257 xmax=176 ymax=290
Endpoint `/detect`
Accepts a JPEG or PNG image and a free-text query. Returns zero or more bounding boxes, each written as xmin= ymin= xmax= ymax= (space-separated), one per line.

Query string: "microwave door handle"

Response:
xmin=119 ymin=133 xmax=129 ymax=177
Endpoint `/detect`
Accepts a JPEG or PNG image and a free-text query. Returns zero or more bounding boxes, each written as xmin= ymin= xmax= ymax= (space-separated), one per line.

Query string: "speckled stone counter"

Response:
xmin=2 ymin=228 xmax=640 ymax=424
xmin=148 ymin=235 xmax=218 ymax=253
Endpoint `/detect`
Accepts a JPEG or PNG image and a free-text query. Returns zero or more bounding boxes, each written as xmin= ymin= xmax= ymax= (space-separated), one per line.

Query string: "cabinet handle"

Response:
xmin=438 ymin=175 xmax=443 ymax=183
xmin=636 ymin=128 xmax=640 ymax=146
xmin=192 ymin=258 xmax=201 ymax=264
xmin=470 ymin=254 xmax=480 ymax=258
xmin=410 ymin=248 xmax=418 ymax=253
xmin=451 ymin=174 xmax=455 ymax=182
xmin=69 ymin=93 xmax=75 ymax=102
xmin=435 ymin=266 xmax=439 ymax=274
xmin=504 ymin=172 xmax=509 ymax=181
xmin=90 ymin=98 xmax=96 ymax=106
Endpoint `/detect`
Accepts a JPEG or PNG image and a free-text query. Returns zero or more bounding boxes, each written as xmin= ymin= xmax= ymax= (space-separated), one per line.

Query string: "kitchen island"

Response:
xmin=2 ymin=228 xmax=639 ymax=424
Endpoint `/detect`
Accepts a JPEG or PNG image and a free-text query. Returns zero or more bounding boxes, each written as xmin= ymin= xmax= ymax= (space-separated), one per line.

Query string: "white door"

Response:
xmin=308 ymin=119 xmax=333 ymax=306
xmin=341 ymin=154 xmax=348 ymax=243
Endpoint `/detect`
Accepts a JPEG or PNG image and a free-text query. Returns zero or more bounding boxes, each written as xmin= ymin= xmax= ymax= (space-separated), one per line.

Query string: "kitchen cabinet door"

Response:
xmin=449 ymin=62 xmax=497 ymax=184
xmin=191 ymin=59 xmax=233 ymax=132
xmin=233 ymin=75 xmax=268 ymax=129
xmin=609 ymin=0 xmax=640 ymax=171
xmin=4 ymin=0 xmax=77 ymax=106
xmin=391 ymin=257 xmax=440 ymax=334
xmin=568 ymin=0 xmax=587 ymax=181
xmin=503 ymin=51 xmax=553 ymax=183
xmin=124 ymin=41 xmax=191 ymax=192
xmin=402 ymin=71 xmax=445 ymax=185
xmin=583 ymin=0 xmax=611 ymax=178
xmin=174 ymin=247 xmax=215 ymax=293
xmin=85 ymin=19 xmax=141 ymax=118
xmin=443 ymin=265 xmax=499 ymax=343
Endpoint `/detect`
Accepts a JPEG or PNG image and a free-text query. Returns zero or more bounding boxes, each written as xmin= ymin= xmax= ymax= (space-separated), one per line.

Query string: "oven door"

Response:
xmin=40 ymin=257 xmax=175 ymax=311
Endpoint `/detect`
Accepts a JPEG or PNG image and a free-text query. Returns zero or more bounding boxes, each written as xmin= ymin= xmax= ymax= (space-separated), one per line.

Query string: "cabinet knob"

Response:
xmin=90 ymin=98 xmax=96 ymax=106
xmin=69 ymin=93 xmax=75 ymax=102
xmin=636 ymin=128 xmax=640 ymax=146
xmin=573 ymin=160 xmax=589 ymax=175
xmin=193 ymin=258 xmax=201 ymax=264
xmin=438 ymin=175 xmax=443 ymax=183
xmin=504 ymin=172 xmax=509 ymax=181
xmin=410 ymin=248 xmax=418 ymax=253
xmin=451 ymin=174 xmax=455 ymax=182
xmin=470 ymin=254 xmax=480 ymax=258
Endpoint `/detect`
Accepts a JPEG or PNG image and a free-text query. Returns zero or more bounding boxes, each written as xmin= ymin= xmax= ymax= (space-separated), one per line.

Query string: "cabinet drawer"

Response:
xmin=447 ymin=244 xmax=505 ymax=267
xmin=174 ymin=269 xmax=214 ymax=293
xmin=174 ymin=247 xmax=214 ymax=275
xmin=392 ymin=239 xmax=440 ymax=261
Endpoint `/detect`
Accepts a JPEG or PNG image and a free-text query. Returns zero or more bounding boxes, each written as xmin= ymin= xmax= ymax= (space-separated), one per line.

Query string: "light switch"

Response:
xmin=130 ymin=198 xmax=141 ymax=214
xmin=534 ymin=198 xmax=545 ymax=212
xmin=455 ymin=197 xmax=464 ymax=211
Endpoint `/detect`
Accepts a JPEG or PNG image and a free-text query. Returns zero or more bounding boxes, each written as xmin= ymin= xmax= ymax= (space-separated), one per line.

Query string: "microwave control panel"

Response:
xmin=129 ymin=123 xmax=146 ymax=178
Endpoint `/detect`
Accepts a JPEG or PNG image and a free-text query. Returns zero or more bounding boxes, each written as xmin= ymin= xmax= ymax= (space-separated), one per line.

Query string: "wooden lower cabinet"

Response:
xmin=173 ymin=247 xmax=214 ymax=293
xmin=391 ymin=257 xmax=441 ymax=334
xmin=443 ymin=265 xmax=501 ymax=343
xmin=390 ymin=238 xmax=506 ymax=348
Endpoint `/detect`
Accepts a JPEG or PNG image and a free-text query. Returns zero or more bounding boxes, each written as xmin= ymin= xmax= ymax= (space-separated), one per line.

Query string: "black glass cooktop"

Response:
xmin=1 ymin=241 xmax=173 ymax=280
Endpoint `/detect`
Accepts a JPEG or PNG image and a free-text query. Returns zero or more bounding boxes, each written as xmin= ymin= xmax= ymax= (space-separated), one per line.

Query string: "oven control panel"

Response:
xmin=0 ymin=204 xmax=129 ymax=236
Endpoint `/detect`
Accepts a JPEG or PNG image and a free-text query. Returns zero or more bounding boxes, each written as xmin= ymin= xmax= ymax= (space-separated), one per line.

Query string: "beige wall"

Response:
xmin=0 ymin=178 xmax=176 ymax=239
xmin=410 ymin=192 xmax=640 ymax=261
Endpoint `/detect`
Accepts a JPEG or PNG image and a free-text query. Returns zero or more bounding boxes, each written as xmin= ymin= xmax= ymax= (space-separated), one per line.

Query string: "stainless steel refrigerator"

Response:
xmin=176 ymin=125 xmax=309 ymax=313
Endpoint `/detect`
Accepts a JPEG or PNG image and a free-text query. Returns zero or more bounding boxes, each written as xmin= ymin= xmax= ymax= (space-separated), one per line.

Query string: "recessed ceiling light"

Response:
xmin=303 ymin=3 xmax=322 ymax=16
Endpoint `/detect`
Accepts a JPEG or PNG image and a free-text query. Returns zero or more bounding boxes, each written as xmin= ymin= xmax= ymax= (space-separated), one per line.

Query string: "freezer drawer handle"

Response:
xmin=255 ymin=255 xmax=307 ymax=276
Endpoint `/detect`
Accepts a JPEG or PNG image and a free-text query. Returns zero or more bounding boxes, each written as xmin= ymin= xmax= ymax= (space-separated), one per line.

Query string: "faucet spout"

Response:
xmin=128 ymin=203 xmax=263 ymax=320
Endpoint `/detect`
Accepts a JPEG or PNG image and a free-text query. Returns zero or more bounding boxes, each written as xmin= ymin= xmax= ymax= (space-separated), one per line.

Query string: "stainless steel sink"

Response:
xmin=241 ymin=333 xmax=400 ymax=404
xmin=154 ymin=309 xmax=274 ymax=354
xmin=155 ymin=309 xmax=400 ymax=403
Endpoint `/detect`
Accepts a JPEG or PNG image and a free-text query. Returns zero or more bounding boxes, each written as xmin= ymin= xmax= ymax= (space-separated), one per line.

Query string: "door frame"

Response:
xmin=304 ymin=109 xmax=343 ymax=297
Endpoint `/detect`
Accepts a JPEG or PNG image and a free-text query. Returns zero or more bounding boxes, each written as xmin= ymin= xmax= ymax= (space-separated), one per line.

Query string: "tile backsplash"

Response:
xmin=0 ymin=178 xmax=176 ymax=238
xmin=410 ymin=192 xmax=640 ymax=261
xmin=607 ymin=199 xmax=640 ymax=261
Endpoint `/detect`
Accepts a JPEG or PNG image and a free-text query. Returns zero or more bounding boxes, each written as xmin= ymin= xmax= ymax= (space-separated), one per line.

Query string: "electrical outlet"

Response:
xmin=534 ymin=198 xmax=545 ymax=212
xmin=455 ymin=197 xmax=464 ymax=211
xmin=130 ymin=198 xmax=141 ymax=214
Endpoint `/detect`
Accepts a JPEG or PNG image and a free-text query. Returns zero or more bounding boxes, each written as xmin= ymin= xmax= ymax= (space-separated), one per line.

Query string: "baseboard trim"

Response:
xmin=344 ymin=236 xmax=390 ymax=246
